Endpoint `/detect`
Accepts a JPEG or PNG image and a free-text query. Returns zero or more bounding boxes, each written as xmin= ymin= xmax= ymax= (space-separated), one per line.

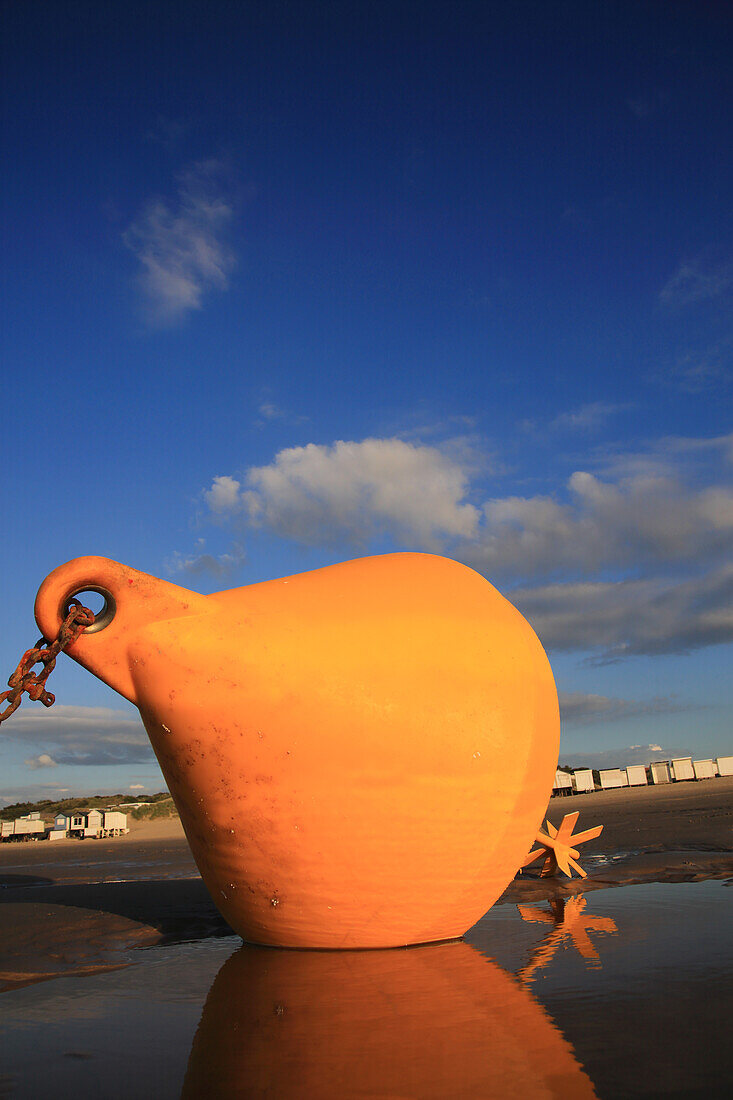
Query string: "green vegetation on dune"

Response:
xmin=0 ymin=791 xmax=174 ymax=821
xmin=130 ymin=798 xmax=178 ymax=821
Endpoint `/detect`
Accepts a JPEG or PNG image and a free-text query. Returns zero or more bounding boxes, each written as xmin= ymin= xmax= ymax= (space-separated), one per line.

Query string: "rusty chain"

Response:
xmin=0 ymin=600 xmax=95 ymax=725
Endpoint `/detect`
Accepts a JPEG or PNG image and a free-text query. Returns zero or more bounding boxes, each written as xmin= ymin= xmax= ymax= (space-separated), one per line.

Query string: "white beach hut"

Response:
xmin=552 ymin=770 xmax=573 ymax=796
xmin=671 ymin=757 xmax=695 ymax=782
xmin=625 ymin=764 xmax=648 ymax=786
xmin=102 ymin=810 xmax=128 ymax=836
xmin=68 ymin=811 xmax=87 ymax=836
xmin=650 ymin=761 xmax=671 ymax=784
xmin=84 ymin=809 xmax=104 ymax=837
xmin=1 ymin=814 xmax=46 ymax=841
xmin=599 ymin=768 xmax=628 ymax=790
xmin=571 ymin=769 xmax=595 ymax=793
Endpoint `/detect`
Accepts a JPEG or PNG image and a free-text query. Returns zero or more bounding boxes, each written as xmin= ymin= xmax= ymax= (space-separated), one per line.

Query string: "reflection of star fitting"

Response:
xmin=517 ymin=894 xmax=618 ymax=980
xmin=521 ymin=811 xmax=603 ymax=878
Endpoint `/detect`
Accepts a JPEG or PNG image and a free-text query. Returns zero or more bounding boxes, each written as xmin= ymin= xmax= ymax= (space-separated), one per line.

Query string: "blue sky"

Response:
xmin=2 ymin=1 xmax=731 ymax=803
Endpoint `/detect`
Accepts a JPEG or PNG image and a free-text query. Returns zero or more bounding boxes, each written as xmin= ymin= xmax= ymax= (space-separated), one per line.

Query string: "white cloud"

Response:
xmin=206 ymin=475 xmax=243 ymax=514
xmin=124 ymin=159 xmax=235 ymax=325
xmin=204 ymin=434 xmax=732 ymax=579
xmin=24 ymin=753 xmax=58 ymax=770
xmin=205 ymin=438 xmax=480 ymax=549
xmin=129 ymin=784 xmax=145 ymax=790
xmin=467 ymin=465 xmax=733 ymax=579
xmin=6 ymin=705 xmax=153 ymax=766
xmin=197 ymin=432 xmax=733 ymax=657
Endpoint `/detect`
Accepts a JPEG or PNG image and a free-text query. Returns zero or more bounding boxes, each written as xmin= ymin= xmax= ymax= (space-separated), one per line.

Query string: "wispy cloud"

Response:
xmin=167 ymin=539 xmax=246 ymax=579
xmin=558 ymin=691 xmax=690 ymax=724
xmin=659 ymin=252 xmax=733 ymax=307
xmin=124 ymin=159 xmax=236 ymax=326
xmin=5 ymin=705 xmax=153 ymax=767
xmin=549 ymin=402 xmax=626 ymax=432
xmin=665 ymin=338 xmax=732 ymax=393
xmin=514 ymin=565 xmax=733 ymax=659
xmin=558 ymin=744 xmax=678 ymax=769
xmin=589 ymin=432 xmax=733 ymax=480
xmin=253 ymin=397 xmax=310 ymax=430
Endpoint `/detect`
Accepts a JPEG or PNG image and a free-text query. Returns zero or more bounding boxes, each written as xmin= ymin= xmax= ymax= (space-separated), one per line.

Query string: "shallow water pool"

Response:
xmin=1 ymin=878 xmax=730 ymax=1098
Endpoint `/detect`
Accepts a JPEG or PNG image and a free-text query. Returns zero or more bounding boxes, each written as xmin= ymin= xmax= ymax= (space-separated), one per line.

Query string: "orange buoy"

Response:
xmin=181 ymin=940 xmax=596 ymax=1098
xmin=35 ymin=552 xmax=559 ymax=948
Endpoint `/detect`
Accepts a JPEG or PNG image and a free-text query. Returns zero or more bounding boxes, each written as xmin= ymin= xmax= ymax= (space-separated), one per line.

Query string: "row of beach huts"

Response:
xmin=0 ymin=807 xmax=129 ymax=843
xmin=553 ymin=754 xmax=733 ymax=796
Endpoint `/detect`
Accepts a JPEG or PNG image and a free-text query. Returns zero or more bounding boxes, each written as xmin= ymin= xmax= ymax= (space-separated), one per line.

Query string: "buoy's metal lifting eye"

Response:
xmin=61 ymin=586 xmax=117 ymax=634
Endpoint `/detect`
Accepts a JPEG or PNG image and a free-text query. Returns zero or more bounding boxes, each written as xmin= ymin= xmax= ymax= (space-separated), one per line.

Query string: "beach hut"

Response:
xmin=716 ymin=756 xmax=733 ymax=776
xmin=671 ymin=757 xmax=695 ymax=782
xmin=571 ymin=769 xmax=595 ymax=793
xmin=599 ymin=768 xmax=628 ymax=790
xmin=102 ymin=810 xmax=128 ymax=836
xmin=4 ymin=814 xmax=46 ymax=840
xmin=625 ymin=764 xmax=648 ymax=786
xmin=693 ymin=759 xmax=716 ymax=780
xmin=68 ymin=811 xmax=87 ymax=836
xmin=552 ymin=770 xmax=573 ymax=796
xmin=84 ymin=809 xmax=104 ymax=837
xmin=650 ymin=761 xmax=670 ymax=784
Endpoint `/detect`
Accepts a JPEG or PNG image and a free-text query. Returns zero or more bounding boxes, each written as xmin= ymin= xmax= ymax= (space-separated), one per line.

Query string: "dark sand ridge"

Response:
xmin=1 ymin=777 xmax=731 ymax=990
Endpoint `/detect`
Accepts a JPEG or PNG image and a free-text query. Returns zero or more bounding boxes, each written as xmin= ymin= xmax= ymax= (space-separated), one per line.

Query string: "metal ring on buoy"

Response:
xmin=61 ymin=585 xmax=116 ymax=633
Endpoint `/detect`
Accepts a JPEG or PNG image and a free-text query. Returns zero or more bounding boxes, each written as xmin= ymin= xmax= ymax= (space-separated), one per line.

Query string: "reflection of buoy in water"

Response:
xmin=35 ymin=553 xmax=559 ymax=948
xmin=181 ymin=940 xmax=596 ymax=1098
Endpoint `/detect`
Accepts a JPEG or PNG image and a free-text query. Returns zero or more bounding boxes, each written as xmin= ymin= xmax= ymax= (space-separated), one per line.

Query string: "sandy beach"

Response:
xmin=1 ymin=778 xmax=731 ymax=990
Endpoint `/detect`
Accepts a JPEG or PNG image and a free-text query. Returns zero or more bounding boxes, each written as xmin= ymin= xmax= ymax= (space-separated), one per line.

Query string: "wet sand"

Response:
xmin=1 ymin=778 xmax=731 ymax=990
xmin=504 ymin=774 xmax=733 ymax=903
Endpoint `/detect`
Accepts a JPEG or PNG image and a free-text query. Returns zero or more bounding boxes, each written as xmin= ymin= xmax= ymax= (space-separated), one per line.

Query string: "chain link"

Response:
xmin=0 ymin=600 xmax=95 ymax=725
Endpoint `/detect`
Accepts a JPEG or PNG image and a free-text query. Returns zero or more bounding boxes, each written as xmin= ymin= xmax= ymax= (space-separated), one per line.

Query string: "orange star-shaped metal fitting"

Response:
xmin=521 ymin=810 xmax=603 ymax=878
